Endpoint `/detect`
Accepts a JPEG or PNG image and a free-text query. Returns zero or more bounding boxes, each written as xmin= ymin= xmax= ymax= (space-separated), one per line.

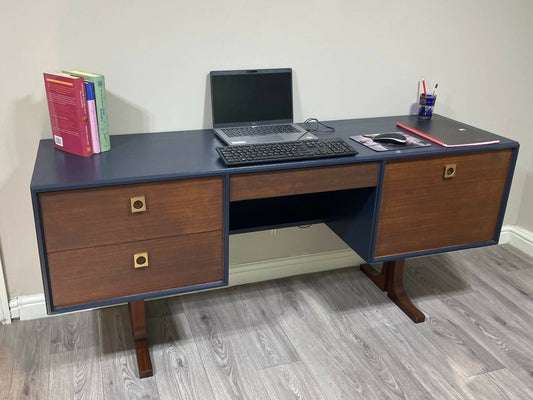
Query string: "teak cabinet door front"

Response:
xmin=38 ymin=176 xmax=225 ymax=310
xmin=375 ymin=149 xmax=512 ymax=258
xmin=230 ymin=163 xmax=380 ymax=201
xmin=48 ymin=231 xmax=223 ymax=308
xmin=39 ymin=177 xmax=222 ymax=252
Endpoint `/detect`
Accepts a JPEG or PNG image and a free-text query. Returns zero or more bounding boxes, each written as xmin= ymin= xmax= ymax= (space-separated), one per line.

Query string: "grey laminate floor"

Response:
xmin=1 ymin=244 xmax=533 ymax=399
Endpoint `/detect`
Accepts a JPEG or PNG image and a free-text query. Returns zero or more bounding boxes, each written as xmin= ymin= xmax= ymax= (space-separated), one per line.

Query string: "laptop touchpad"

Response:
xmin=255 ymin=135 xmax=284 ymax=142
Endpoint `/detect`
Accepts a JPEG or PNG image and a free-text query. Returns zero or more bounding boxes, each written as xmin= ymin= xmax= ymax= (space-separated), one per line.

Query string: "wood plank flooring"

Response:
xmin=1 ymin=244 xmax=532 ymax=399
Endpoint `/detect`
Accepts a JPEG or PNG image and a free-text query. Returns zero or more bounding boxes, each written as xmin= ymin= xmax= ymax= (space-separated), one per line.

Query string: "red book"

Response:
xmin=43 ymin=73 xmax=93 ymax=157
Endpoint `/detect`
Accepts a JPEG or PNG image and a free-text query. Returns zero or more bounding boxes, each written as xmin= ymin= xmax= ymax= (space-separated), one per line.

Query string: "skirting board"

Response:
xmin=8 ymin=293 xmax=46 ymax=321
xmin=499 ymin=225 xmax=533 ymax=256
xmin=8 ymin=225 xmax=533 ymax=322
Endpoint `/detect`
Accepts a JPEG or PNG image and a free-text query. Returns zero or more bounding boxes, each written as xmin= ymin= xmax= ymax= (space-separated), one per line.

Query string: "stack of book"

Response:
xmin=43 ymin=70 xmax=110 ymax=157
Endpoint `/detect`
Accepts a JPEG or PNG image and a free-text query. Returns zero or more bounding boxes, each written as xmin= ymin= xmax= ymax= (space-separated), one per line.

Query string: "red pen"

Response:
xmin=422 ymin=77 xmax=427 ymax=97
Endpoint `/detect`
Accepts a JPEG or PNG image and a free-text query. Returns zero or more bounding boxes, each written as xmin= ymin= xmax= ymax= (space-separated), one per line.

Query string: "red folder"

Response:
xmin=397 ymin=121 xmax=500 ymax=148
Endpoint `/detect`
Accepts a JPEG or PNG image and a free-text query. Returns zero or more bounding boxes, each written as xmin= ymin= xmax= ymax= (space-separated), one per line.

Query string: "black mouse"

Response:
xmin=372 ymin=132 xmax=407 ymax=145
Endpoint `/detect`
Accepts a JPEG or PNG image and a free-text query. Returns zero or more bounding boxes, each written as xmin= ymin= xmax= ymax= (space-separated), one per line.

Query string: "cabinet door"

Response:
xmin=230 ymin=163 xmax=380 ymax=201
xmin=374 ymin=149 xmax=512 ymax=258
xmin=48 ymin=231 xmax=223 ymax=308
xmin=39 ymin=177 xmax=222 ymax=252
xmin=39 ymin=176 xmax=225 ymax=311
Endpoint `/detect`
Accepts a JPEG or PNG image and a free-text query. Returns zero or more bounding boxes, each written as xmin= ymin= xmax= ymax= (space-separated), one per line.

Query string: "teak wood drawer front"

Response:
xmin=39 ymin=176 xmax=222 ymax=253
xmin=374 ymin=149 xmax=512 ymax=258
xmin=230 ymin=163 xmax=380 ymax=201
xmin=48 ymin=231 xmax=223 ymax=308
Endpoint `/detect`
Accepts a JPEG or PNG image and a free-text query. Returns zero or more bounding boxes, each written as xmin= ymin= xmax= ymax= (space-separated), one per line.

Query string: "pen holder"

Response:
xmin=418 ymin=94 xmax=436 ymax=119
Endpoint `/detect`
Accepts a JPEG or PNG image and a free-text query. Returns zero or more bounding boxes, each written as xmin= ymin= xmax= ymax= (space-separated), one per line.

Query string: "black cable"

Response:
xmin=304 ymin=118 xmax=335 ymax=133
xmin=296 ymin=118 xmax=335 ymax=140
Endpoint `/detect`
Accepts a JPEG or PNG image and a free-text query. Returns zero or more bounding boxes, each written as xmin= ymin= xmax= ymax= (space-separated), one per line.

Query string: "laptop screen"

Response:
xmin=210 ymin=69 xmax=293 ymax=127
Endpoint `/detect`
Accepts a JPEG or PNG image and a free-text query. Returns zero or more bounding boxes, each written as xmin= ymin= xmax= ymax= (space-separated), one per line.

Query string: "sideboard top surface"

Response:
xmin=31 ymin=114 xmax=518 ymax=191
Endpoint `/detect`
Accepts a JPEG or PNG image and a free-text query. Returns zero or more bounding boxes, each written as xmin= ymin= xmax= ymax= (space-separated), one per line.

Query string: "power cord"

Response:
xmin=297 ymin=118 xmax=335 ymax=140
xmin=304 ymin=118 xmax=335 ymax=133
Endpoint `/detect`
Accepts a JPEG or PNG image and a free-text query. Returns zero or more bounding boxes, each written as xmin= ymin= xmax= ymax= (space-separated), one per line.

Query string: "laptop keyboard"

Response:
xmin=222 ymin=124 xmax=300 ymax=137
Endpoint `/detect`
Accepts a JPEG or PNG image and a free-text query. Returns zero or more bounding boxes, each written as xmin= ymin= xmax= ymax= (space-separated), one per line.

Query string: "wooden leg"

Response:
xmin=361 ymin=259 xmax=425 ymax=323
xmin=128 ymin=300 xmax=153 ymax=378
xmin=360 ymin=261 xmax=393 ymax=291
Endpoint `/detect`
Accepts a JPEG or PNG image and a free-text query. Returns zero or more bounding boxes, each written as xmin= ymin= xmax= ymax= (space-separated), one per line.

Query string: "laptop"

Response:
xmin=210 ymin=68 xmax=317 ymax=145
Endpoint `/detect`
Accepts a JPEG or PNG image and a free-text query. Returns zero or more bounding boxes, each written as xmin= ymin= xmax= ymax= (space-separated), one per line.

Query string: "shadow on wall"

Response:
xmin=0 ymin=95 xmax=50 ymax=297
xmin=516 ymin=150 xmax=533 ymax=230
xmin=203 ymin=73 xmax=212 ymax=129
xmin=0 ymin=236 xmax=7 ymax=293
xmin=106 ymin=92 xmax=150 ymax=135
xmin=0 ymin=95 xmax=47 ymax=190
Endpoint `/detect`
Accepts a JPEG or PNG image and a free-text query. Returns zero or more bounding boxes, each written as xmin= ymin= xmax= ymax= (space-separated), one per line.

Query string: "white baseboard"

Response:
xmin=9 ymin=225 xmax=532 ymax=322
xmin=499 ymin=225 xmax=533 ymax=257
xmin=9 ymin=293 xmax=47 ymax=321
xmin=229 ymin=249 xmax=362 ymax=286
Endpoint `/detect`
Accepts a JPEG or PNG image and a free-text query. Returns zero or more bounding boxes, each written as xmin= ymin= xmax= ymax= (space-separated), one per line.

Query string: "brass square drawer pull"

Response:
xmin=444 ymin=164 xmax=456 ymax=179
xmin=131 ymin=196 xmax=146 ymax=213
xmin=134 ymin=252 xmax=149 ymax=268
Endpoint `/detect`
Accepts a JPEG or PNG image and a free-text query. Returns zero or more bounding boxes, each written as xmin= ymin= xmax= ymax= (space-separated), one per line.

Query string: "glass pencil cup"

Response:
xmin=418 ymin=94 xmax=436 ymax=119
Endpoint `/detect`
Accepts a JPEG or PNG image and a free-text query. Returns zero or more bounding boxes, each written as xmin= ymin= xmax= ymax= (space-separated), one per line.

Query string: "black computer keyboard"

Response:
xmin=216 ymin=138 xmax=358 ymax=166
xmin=222 ymin=124 xmax=299 ymax=137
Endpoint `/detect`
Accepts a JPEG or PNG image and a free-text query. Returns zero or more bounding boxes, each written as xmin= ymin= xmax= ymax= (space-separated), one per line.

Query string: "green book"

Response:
xmin=63 ymin=70 xmax=111 ymax=152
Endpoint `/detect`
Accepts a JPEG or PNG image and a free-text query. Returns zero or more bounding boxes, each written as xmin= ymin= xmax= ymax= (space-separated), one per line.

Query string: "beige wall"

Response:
xmin=1 ymin=0 xmax=532 ymax=298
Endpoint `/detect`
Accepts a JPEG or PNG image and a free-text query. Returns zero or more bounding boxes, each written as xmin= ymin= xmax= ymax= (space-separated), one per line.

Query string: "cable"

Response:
xmin=296 ymin=118 xmax=335 ymax=140
xmin=304 ymin=118 xmax=335 ymax=133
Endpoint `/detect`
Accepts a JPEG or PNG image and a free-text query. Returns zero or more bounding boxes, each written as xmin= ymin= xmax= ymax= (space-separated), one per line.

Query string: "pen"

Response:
xmin=422 ymin=77 xmax=427 ymax=97
xmin=432 ymin=83 xmax=439 ymax=96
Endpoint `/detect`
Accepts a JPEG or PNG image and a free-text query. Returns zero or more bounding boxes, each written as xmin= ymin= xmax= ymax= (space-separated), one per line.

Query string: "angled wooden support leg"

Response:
xmin=128 ymin=300 xmax=153 ymax=378
xmin=360 ymin=261 xmax=393 ymax=291
xmin=360 ymin=259 xmax=425 ymax=323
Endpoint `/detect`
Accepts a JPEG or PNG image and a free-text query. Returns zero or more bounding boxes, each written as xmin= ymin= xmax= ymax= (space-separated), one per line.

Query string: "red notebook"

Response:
xmin=397 ymin=119 xmax=500 ymax=148
xmin=43 ymin=73 xmax=93 ymax=157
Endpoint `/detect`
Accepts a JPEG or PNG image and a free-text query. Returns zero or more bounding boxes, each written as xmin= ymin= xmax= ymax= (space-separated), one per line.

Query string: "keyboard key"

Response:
xmin=222 ymin=124 xmax=300 ymax=137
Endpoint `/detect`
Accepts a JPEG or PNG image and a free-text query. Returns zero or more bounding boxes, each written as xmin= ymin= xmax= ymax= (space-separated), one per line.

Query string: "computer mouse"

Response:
xmin=372 ymin=132 xmax=407 ymax=145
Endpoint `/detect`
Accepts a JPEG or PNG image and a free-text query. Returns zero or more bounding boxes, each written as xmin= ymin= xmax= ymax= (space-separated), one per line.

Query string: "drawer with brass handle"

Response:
xmin=47 ymin=231 xmax=223 ymax=308
xmin=39 ymin=176 xmax=223 ymax=252
xmin=375 ymin=149 xmax=512 ymax=258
